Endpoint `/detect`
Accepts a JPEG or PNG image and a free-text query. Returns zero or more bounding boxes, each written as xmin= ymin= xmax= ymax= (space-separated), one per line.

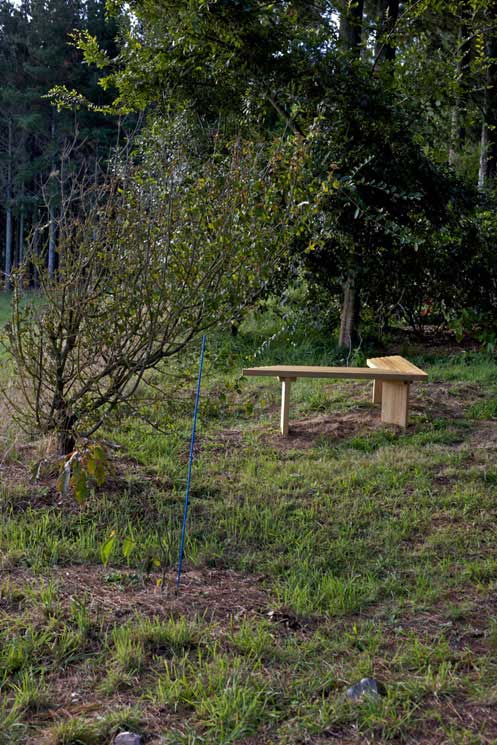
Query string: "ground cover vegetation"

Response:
xmin=1 ymin=308 xmax=497 ymax=743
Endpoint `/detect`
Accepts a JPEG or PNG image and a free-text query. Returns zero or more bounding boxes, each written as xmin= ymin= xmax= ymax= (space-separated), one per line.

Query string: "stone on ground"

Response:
xmin=114 ymin=733 xmax=142 ymax=745
xmin=346 ymin=677 xmax=386 ymax=701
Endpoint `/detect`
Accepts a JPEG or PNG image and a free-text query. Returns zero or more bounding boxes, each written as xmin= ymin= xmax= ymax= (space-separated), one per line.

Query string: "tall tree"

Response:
xmin=4 ymin=116 xmax=13 ymax=283
xmin=0 ymin=0 xmax=28 ymax=284
xmin=45 ymin=0 xmax=494 ymax=339
xmin=448 ymin=2 xmax=472 ymax=167
xmin=478 ymin=0 xmax=497 ymax=187
xmin=0 ymin=0 xmax=125 ymax=286
xmin=340 ymin=0 xmax=365 ymax=53
xmin=374 ymin=0 xmax=400 ymax=63
xmin=337 ymin=0 xmax=365 ymax=347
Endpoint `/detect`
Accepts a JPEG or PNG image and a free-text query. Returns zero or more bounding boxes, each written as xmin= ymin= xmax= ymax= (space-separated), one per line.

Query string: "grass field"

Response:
xmin=1 ymin=310 xmax=497 ymax=744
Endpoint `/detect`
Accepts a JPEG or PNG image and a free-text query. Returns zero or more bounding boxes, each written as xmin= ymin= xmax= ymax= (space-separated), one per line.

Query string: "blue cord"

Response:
xmin=176 ymin=334 xmax=206 ymax=591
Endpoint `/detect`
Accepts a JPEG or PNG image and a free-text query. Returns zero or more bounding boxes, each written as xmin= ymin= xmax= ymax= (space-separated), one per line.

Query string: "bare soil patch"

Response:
xmin=256 ymin=376 xmax=493 ymax=452
xmin=264 ymin=409 xmax=385 ymax=451
xmin=5 ymin=564 xmax=271 ymax=625
xmin=467 ymin=421 xmax=497 ymax=450
xmin=201 ymin=426 xmax=245 ymax=454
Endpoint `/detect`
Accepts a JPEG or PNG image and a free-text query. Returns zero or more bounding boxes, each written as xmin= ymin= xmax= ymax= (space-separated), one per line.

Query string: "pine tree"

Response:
xmin=0 ymin=0 xmax=29 ymax=284
xmin=479 ymin=0 xmax=497 ymax=187
xmin=0 ymin=0 xmax=124 ymax=286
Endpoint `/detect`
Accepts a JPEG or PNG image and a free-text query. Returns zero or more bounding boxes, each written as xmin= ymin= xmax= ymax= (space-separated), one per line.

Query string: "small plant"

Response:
xmin=0 ymin=700 xmax=25 ymax=745
xmin=68 ymin=596 xmax=92 ymax=637
xmin=228 ymin=619 xmax=276 ymax=661
xmin=54 ymin=627 xmax=88 ymax=665
xmin=99 ymin=529 xmax=139 ymax=567
xmin=1 ymin=626 xmax=52 ymax=676
xmin=135 ymin=616 xmax=201 ymax=657
xmin=57 ymin=442 xmax=108 ymax=504
xmin=38 ymin=579 xmax=62 ymax=619
xmin=49 ymin=717 xmax=100 ymax=745
xmin=111 ymin=626 xmax=145 ymax=674
xmin=0 ymin=579 xmax=26 ymax=607
xmin=450 ymin=309 xmax=497 ymax=353
xmin=98 ymin=668 xmax=135 ymax=695
xmin=10 ymin=669 xmax=51 ymax=712
xmin=49 ymin=707 xmax=144 ymax=744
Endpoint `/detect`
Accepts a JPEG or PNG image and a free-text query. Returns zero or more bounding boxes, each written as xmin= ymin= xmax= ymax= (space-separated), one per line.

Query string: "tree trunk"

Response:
xmin=54 ymin=389 xmax=76 ymax=455
xmin=479 ymin=1 xmax=497 ymax=188
xmin=449 ymin=4 xmax=472 ymax=168
xmin=48 ymin=204 xmax=56 ymax=278
xmin=32 ymin=218 xmax=40 ymax=288
xmin=18 ymin=209 xmax=24 ymax=266
xmin=338 ymin=275 xmax=357 ymax=348
xmin=374 ymin=0 xmax=399 ymax=63
xmin=48 ymin=111 xmax=57 ymax=278
xmin=4 ymin=118 xmax=13 ymax=287
xmin=338 ymin=1 xmax=364 ymax=347
xmin=58 ymin=429 xmax=76 ymax=456
xmin=448 ymin=105 xmax=460 ymax=168
xmin=340 ymin=0 xmax=364 ymax=55
xmin=5 ymin=207 xmax=12 ymax=286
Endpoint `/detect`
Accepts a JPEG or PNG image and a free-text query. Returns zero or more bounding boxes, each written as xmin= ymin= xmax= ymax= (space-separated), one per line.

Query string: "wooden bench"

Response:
xmin=243 ymin=355 xmax=427 ymax=435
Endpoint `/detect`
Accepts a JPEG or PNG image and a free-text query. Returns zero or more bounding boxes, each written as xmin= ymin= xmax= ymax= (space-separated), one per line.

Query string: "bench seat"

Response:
xmin=243 ymin=364 xmax=427 ymax=381
xmin=243 ymin=356 xmax=427 ymax=435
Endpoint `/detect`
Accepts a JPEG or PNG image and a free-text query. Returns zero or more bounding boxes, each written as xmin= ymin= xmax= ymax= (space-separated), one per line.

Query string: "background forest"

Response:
xmin=1 ymin=0 xmax=497 ymax=352
xmin=0 ymin=0 xmax=133 ymax=281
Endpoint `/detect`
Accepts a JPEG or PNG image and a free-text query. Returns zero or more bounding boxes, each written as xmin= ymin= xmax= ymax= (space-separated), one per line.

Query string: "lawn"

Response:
xmin=1 ymin=320 xmax=497 ymax=744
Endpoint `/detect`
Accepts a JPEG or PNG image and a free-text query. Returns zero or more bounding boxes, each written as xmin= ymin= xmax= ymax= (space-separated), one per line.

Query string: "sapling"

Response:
xmin=4 ymin=135 xmax=307 ymax=454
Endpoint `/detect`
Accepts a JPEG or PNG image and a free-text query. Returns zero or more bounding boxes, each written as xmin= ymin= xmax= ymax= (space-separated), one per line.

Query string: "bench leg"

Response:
xmin=278 ymin=377 xmax=296 ymax=436
xmin=381 ymin=381 xmax=410 ymax=428
xmin=372 ymin=380 xmax=382 ymax=404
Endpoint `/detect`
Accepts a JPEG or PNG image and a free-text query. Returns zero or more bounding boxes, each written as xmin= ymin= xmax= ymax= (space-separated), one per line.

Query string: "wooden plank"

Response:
xmin=242 ymin=364 xmax=425 ymax=381
xmin=279 ymin=378 xmax=294 ymax=436
xmin=381 ymin=380 xmax=410 ymax=427
xmin=372 ymin=379 xmax=382 ymax=404
xmin=367 ymin=355 xmax=427 ymax=378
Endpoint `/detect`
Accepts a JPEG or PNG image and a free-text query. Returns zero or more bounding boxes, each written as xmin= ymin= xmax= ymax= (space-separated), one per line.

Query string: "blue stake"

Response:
xmin=176 ymin=334 xmax=206 ymax=591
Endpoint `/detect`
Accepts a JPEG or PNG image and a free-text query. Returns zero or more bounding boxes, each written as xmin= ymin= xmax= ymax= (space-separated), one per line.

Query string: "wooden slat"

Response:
xmin=242 ymin=364 xmax=426 ymax=381
xmin=372 ymin=379 xmax=383 ymax=404
xmin=367 ymin=355 xmax=427 ymax=377
xmin=280 ymin=379 xmax=292 ymax=436
xmin=381 ymin=380 xmax=410 ymax=428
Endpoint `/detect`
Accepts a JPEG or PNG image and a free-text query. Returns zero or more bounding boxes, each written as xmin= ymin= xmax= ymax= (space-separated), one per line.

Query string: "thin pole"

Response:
xmin=176 ymin=335 xmax=206 ymax=591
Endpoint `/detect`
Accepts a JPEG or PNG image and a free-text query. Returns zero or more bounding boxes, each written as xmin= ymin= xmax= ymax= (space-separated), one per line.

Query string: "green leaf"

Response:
xmin=101 ymin=532 xmax=117 ymax=566
xmin=71 ymin=460 xmax=89 ymax=505
xmin=87 ymin=444 xmax=106 ymax=487
xmin=122 ymin=537 xmax=136 ymax=559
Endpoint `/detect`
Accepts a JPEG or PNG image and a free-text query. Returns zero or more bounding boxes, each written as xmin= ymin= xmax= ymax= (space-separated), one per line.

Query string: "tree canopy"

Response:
xmin=2 ymin=0 xmax=497 ymax=351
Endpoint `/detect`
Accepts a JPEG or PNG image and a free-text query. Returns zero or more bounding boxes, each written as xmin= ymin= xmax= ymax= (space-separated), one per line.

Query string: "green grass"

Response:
xmin=1 ymin=320 xmax=497 ymax=743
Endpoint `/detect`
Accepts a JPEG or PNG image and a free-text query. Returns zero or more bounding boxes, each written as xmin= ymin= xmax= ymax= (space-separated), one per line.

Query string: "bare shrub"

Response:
xmin=4 ymin=137 xmax=306 ymax=453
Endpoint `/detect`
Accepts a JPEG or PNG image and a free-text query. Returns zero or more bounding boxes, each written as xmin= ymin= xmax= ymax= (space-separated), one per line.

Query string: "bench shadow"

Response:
xmin=265 ymin=409 xmax=386 ymax=451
